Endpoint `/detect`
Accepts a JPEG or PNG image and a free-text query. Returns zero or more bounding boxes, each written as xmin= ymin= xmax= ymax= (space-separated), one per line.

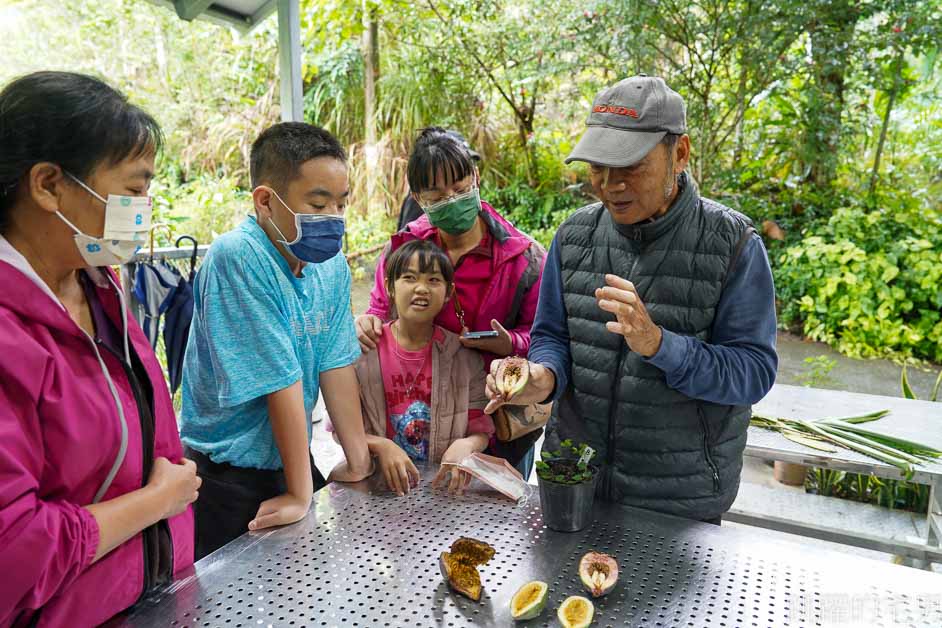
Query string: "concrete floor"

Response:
xmin=773 ymin=331 xmax=941 ymax=398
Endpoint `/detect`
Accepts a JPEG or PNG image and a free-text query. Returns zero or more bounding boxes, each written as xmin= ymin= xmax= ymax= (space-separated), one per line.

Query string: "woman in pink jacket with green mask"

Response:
xmin=356 ymin=127 xmax=546 ymax=479
xmin=0 ymin=72 xmax=198 ymax=627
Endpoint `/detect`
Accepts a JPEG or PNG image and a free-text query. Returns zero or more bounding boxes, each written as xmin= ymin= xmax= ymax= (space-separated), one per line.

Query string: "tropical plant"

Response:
xmin=901 ymin=366 xmax=942 ymax=402
xmin=536 ymin=439 xmax=597 ymax=485
xmin=799 ymin=355 xmax=838 ymax=388
xmin=805 ymin=468 xmax=931 ymax=513
xmin=774 ymin=198 xmax=942 ymax=363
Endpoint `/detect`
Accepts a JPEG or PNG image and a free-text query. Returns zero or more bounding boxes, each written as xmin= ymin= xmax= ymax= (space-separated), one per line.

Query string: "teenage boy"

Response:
xmin=179 ymin=123 xmax=373 ymax=559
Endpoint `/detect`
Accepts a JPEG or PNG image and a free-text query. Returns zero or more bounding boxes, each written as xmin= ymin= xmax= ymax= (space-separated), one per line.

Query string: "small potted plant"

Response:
xmin=535 ymin=440 xmax=598 ymax=532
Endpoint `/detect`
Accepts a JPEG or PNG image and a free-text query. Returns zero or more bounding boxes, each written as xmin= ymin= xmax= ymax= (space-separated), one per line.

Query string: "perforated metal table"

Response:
xmin=119 ymin=469 xmax=942 ymax=627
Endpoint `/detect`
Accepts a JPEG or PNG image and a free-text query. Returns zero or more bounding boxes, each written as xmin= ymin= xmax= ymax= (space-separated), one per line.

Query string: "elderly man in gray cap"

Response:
xmin=485 ymin=75 xmax=778 ymax=524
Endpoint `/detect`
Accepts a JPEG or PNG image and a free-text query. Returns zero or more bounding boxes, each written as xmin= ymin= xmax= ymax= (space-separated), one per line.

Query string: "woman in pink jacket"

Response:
xmin=355 ymin=127 xmax=546 ymax=478
xmin=0 ymin=72 xmax=199 ymax=627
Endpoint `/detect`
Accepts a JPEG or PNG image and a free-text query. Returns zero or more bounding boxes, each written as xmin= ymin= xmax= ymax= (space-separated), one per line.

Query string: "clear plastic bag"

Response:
xmin=455 ymin=452 xmax=533 ymax=503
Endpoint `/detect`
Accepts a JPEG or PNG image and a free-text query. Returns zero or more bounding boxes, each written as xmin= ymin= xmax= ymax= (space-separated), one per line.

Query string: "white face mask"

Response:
xmin=67 ymin=234 xmax=145 ymax=267
xmin=58 ymin=172 xmax=152 ymax=266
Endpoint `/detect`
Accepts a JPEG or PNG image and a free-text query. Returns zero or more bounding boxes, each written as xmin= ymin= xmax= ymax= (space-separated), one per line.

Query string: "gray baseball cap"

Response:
xmin=566 ymin=75 xmax=686 ymax=167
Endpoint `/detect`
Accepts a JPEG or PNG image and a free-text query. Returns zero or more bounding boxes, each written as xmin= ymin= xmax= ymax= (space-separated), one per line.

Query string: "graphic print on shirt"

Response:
xmin=291 ymin=303 xmax=332 ymax=340
xmin=391 ymin=400 xmax=431 ymax=461
xmin=380 ymin=328 xmax=435 ymax=463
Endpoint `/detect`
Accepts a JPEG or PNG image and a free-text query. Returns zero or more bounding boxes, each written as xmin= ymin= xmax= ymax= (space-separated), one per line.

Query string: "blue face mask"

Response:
xmin=266 ymin=188 xmax=345 ymax=264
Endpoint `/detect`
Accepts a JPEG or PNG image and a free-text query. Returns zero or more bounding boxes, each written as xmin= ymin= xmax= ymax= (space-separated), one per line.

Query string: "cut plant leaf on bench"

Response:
xmin=751 ymin=410 xmax=942 ymax=477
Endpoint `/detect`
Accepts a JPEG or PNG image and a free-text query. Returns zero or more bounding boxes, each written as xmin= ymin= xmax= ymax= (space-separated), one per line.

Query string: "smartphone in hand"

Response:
xmin=463 ymin=330 xmax=500 ymax=340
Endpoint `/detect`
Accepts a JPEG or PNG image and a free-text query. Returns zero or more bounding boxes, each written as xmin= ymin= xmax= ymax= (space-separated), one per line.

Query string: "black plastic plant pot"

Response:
xmin=537 ymin=465 xmax=599 ymax=532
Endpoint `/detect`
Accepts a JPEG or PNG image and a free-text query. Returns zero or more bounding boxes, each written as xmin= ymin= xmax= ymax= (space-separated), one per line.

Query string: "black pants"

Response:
xmin=489 ymin=428 xmax=542 ymax=481
xmin=186 ymin=447 xmax=327 ymax=561
xmin=701 ymin=516 xmax=723 ymax=526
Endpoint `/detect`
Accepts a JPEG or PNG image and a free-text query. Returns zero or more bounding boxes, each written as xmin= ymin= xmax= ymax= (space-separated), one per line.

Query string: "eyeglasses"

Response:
xmin=418 ymin=182 xmax=474 ymax=207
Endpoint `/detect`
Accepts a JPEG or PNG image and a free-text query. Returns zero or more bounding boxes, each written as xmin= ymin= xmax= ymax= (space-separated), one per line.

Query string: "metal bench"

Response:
xmin=731 ymin=383 xmax=942 ymax=565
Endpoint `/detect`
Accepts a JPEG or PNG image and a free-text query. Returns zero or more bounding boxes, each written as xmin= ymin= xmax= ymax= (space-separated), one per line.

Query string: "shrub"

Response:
xmin=774 ymin=194 xmax=942 ymax=362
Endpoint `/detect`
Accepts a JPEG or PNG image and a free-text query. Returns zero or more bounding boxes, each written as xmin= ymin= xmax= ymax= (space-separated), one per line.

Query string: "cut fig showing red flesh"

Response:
xmin=579 ymin=551 xmax=618 ymax=598
xmin=495 ymin=357 xmax=529 ymax=398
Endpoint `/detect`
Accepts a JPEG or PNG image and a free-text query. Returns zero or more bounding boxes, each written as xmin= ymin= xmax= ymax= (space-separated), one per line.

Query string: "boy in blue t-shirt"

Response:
xmin=179 ymin=123 xmax=372 ymax=559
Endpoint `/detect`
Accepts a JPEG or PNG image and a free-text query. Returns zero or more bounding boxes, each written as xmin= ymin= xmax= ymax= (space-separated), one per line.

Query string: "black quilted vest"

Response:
xmin=545 ymin=173 xmax=754 ymax=520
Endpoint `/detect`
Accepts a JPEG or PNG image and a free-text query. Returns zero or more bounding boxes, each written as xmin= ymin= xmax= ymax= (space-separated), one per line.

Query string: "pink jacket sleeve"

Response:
xmin=364 ymin=247 xmax=391 ymax=319
xmin=467 ymin=410 xmax=495 ymax=438
xmin=507 ymin=248 xmax=546 ymax=357
xmin=0 ymin=368 xmax=100 ymax=621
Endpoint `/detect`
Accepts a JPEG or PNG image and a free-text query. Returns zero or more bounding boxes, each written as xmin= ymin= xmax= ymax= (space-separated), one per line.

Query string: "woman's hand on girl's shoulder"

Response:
xmin=355 ymin=314 xmax=384 ymax=352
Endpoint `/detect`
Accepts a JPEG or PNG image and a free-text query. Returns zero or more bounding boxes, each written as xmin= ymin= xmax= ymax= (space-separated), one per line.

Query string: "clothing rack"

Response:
xmin=129 ymin=245 xmax=209 ymax=264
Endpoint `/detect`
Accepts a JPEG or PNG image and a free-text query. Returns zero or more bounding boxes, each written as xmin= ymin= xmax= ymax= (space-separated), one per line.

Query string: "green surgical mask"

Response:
xmin=422 ymin=187 xmax=482 ymax=235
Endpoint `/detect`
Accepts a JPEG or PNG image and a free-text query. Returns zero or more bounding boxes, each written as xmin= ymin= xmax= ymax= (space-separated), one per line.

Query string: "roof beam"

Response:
xmin=173 ymin=0 xmax=215 ymax=21
xmin=248 ymin=0 xmax=279 ymax=27
xmin=143 ymin=0 xmax=272 ymax=32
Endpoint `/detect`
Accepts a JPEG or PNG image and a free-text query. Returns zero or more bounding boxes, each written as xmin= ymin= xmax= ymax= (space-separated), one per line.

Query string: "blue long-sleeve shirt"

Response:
xmin=528 ymin=231 xmax=778 ymax=406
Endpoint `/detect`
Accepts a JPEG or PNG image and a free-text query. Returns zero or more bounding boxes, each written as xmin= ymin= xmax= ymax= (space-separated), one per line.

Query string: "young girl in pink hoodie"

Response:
xmin=0 ymin=72 xmax=198 ymax=627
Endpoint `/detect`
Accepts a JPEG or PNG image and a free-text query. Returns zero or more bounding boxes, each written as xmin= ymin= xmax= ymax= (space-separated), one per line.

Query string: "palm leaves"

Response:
xmin=752 ymin=410 xmax=941 ymax=476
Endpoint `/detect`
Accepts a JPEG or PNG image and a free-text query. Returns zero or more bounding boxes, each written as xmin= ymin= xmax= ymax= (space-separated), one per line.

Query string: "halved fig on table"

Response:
xmin=578 ymin=551 xmax=619 ymax=598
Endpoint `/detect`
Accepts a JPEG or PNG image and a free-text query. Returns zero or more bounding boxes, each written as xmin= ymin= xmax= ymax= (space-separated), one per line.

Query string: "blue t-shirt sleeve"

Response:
xmin=199 ymin=247 xmax=302 ymax=408
xmin=644 ymin=234 xmax=778 ymax=405
xmin=319 ymin=256 xmax=362 ymax=372
xmin=527 ymin=234 xmax=572 ymax=401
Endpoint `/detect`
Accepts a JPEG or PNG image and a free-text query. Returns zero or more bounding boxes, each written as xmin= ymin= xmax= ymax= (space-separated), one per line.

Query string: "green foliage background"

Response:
xmin=1 ymin=0 xmax=940 ymax=362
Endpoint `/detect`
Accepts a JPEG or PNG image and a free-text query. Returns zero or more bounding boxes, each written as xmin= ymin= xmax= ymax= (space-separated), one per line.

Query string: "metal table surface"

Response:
xmin=119 ymin=469 xmax=942 ymax=628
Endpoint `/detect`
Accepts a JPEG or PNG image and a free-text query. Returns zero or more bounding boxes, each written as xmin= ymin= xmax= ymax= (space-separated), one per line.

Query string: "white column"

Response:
xmin=277 ymin=0 xmax=303 ymax=122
